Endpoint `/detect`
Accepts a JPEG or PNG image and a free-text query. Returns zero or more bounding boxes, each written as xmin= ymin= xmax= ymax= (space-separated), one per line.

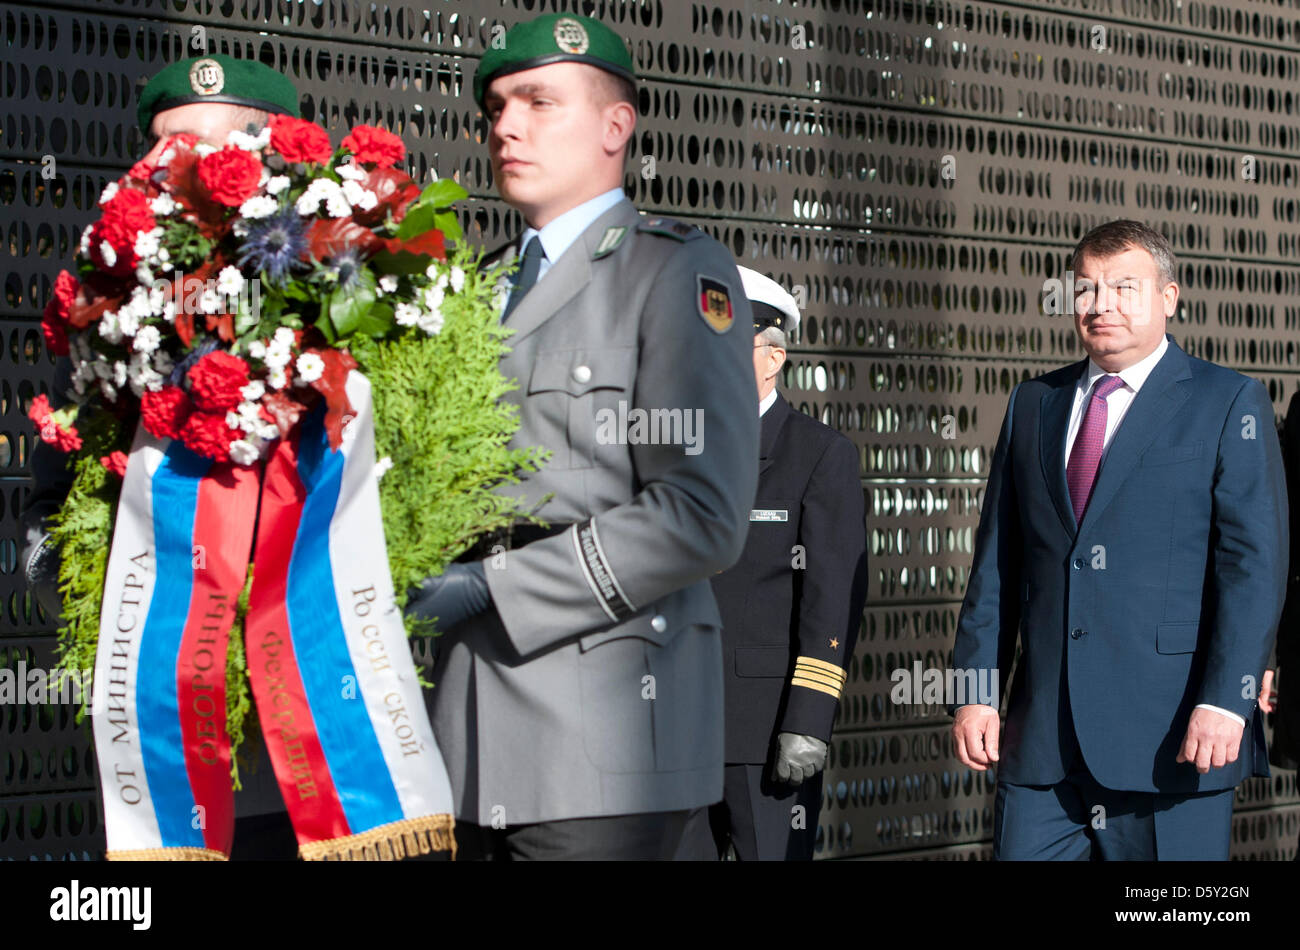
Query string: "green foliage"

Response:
xmin=350 ymin=244 xmax=549 ymax=624
xmin=48 ymin=409 xmax=125 ymax=723
xmin=226 ymin=566 xmax=255 ymax=789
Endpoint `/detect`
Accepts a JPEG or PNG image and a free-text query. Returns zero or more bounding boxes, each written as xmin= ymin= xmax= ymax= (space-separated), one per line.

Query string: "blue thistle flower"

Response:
xmin=329 ymin=247 xmax=365 ymax=293
xmin=237 ymin=208 xmax=308 ymax=286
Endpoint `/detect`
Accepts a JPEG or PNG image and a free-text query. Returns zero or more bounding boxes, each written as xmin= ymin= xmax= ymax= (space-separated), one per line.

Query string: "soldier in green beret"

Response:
xmin=22 ymin=52 xmax=302 ymax=862
xmin=409 ymin=13 xmax=759 ymax=860
xmin=136 ymin=53 xmax=300 ymax=165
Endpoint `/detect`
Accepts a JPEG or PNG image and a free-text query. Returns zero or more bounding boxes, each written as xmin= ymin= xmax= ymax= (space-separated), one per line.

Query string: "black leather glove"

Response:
xmin=404 ymin=561 xmax=491 ymax=632
xmin=771 ymin=732 xmax=828 ymax=785
xmin=22 ymin=524 xmax=63 ymax=619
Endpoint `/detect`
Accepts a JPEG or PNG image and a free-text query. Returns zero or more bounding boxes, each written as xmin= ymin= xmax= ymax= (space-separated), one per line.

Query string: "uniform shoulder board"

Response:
xmin=636 ymin=216 xmax=705 ymax=242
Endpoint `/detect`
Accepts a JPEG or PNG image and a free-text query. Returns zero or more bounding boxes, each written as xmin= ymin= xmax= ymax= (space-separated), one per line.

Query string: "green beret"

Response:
xmin=474 ymin=14 xmax=636 ymax=106
xmin=137 ymin=55 xmax=299 ymax=133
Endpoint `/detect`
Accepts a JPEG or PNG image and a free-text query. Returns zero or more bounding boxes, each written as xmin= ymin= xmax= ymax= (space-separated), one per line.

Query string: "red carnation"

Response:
xmin=141 ymin=386 xmax=192 ymax=440
xmin=187 ymin=351 xmax=250 ymax=412
xmin=197 ymin=146 xmax=263 ymax=207
xmin=128 ymin=158 xmax=155 ymax=182
xmin=100 ymin=451 xmax=129 ymax=478
xmin=179 ymin=411 xmax=240 ymax=462
xmin=28 ymin=395 xmax=82 ymax=453
xmin=88 ymin=187 xmax=155 ymax=275
xmin=41 ymin=271 xmax=78 ymax=356
xmin=269 ymin=115 xmax=334 ymax=164
xmin=341 ymin=125 xmax=405 ymax=168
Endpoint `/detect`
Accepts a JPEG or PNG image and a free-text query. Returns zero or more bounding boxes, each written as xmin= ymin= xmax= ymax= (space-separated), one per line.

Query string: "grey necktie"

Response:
xmin=502 ymin=235 xmax=545 ymax=322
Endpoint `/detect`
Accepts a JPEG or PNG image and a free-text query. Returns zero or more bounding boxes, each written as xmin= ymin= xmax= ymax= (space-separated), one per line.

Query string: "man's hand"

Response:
xmin=771 ymin=732 xmax=827 ymax=785
xmin=1259 ymin=669 xmax=1276 ymax=714
xmin=404 ymin=562 xmax=491 ymax=632
xmin=953 ymin=704 xmax=1000 ymax=770
xmin=22 ymin=526 xmax=63 ymax=619
xmin=1177 ymin=707 xmax=1245 ymax=774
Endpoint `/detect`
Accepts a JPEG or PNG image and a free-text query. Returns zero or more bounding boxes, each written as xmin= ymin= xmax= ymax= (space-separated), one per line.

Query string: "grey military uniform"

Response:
xmin=426 ymin=197 xmax=758 ymax=825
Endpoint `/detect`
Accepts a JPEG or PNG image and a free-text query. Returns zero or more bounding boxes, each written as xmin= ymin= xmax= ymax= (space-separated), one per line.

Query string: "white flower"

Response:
xmin=378 ymin=274 xmax=398 ymax=294
xmin=264 ymin=346 xmax=291 ymax=371
xmin=152 ymin=350 xmax=174 ymax=375
xmin=150 ymin=193 xmax=176 ymax=216
xmin=423 ymin=284 xmax=445 ymax=311
xmin=79 ymin=224 xmax=94 ymax=255
xmin=161 ymin=300 xmax=177 ymax=324
xmin=99 ymin=241 xmax=117 ymax=269
xmin=135 ymin=263 xmax=154 ymax=286
xmin=295 ymin=352 xmax=325 ymax=383
xmin=295 ymin=178 xmax=346 ymax=216
xmin=239 ymin=195 xmax=279 ymax=219
xmin=133 ymin=325 xmax=161 ymax=354
xmin=112 ymin=360 xmax=128 ymax=387
xmin=267 ymin=368 xmax=288 ymax=390
xmin=436 ymin=270 xmax=450 ymax=291
xmin=336 ymin=162 xmax=367 ymax=181
xmin=229 ymin=439 xmax=261 ymax=466
xmin=92 ymin=355 xmax=112 ymax=380
xmin=232 ymin=220 xmax=251 ymax=239
xmin=425 ymin=262 xmax=441 ymax=281
xmin=134 ymin=228 xmax=161 ymax=260
xmin=247 ymin=340 xmax=267 ymax=360
xmin=449 ymin=267 xmax=466 ymax=293
xmin=374 ymin=456 xmax=393 ymax=480
xmin=256 ymin=421 xmax=279 ymax=440
xmin=273 ymin=327 xmax=296 ymax=347
xmin=340 ymin=180 xmax=377 ymax=211
xmin=100 ymin=379 xmax=118 ymax=402
xmin=394 ymin=303 xmax=421 ymax=326
xmin=324 ymin=193 xmax=351 ymax=218
xmin=217 ymin=266 xmax=246 ymax=297
xmin=266 ymin=175 xmax=291 ymax=195
xmin=241 ymin=380 xmax=265 ymax=401
xmin=156 ymin=247 xmax=171 ymax=263
xmin=98 ymin=311 xmax=123 ymax=344
xmin=418 ymin=310 xmax=445 ymax=336
xmin=226 ymin=126 xmax=271 ymax=151
xmin=197 ymin=288 xmax=223 ymax=314
xmin=98 ymin=182 xmax=119 ymax=206
xmin=117 ymin=308 xmax=139 ymax=338
xmin=148 ymin=284 xmax=166 ymax=313
xmin=193 ymin=143 xmax=217 ymax=158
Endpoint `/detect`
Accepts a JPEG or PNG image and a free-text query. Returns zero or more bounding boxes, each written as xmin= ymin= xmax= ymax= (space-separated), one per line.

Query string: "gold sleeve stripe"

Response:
xmin=791 ymin=667 xmax=844 ymax=690
xmin=795 ymin=656 xmax=847 ymax=681
xmin=790 ymin=677 xmax=842 ymax=699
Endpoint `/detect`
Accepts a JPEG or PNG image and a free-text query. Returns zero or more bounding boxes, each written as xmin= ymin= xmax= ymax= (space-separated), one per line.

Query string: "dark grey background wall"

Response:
xmin=2 ymin=0 xmax=1298 ymax=860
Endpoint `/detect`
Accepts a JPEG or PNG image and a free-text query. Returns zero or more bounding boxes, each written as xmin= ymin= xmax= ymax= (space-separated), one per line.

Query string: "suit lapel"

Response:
xmin=1076 ymin=339 xmax=1192 ymax=534
xmin=1040 ymin=361 xmax=1086 ymax=535
xmin=759 ymin=392 xmax=792 ymax=475
xmin=498 ymin=199 xmax=640 ymax=345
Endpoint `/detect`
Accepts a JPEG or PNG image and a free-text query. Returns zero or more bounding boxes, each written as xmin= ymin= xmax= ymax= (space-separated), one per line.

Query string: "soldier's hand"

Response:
xmin=404 ymin=562 xmax=491 ymax=632
xmin=771 ymin=732 xmax=828 ymax=785
xmin=23 ymin=527 xmax=63 ymax=619
xmin=953 ymin=704 xmax=1000 ymax=770
xmin=1176 ymin=707 xmax=1245 ymax=774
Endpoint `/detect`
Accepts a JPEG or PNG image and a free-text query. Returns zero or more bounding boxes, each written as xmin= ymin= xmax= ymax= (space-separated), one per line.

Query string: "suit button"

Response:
xmin=1070 ymin=627 xmax=1085 ymax=640
xmin=1072 ymin=557 xmax=1084 ymax=569
xmin=572 ymin=364 xmax=592 ymax=384
xmin=651 ymin=614 xmax=667 ymax=633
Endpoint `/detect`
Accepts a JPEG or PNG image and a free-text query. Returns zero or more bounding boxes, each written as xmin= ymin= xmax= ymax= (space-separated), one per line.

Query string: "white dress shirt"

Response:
xmin=759 ymin=388 xmax=778 ymax=417
xmin=1064 ymin=335 xmax=1243 ymax=728
xmin=507 ymin=187 xmax=625 ymax=304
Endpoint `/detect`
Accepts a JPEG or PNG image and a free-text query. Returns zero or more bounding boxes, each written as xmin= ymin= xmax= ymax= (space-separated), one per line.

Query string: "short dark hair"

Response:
xmin=1069 ymin=219 xmax=1177 ymax=287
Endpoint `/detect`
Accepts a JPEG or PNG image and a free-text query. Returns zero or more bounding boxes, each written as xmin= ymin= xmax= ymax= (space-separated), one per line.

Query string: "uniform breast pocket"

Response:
xmin=1140 ymin=441 xmax=1204 ymax=467
xmin=528 ymin=347 xmax=636 ymax=469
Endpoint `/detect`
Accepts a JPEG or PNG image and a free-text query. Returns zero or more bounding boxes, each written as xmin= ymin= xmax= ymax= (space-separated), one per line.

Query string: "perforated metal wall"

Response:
xmin=3 ymin=0 xmax=1298 ymax=860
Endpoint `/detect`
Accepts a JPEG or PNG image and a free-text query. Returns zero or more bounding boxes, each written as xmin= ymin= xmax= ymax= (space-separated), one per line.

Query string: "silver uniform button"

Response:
xmin=650 ymin=614 xmax=667 ymax=633
xmin=572 ymin=364 xmax=592 ymax=384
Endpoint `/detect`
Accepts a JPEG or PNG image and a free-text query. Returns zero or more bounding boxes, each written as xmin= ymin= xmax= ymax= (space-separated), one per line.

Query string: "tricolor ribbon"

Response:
xmin=91 ymin=372 xmax=454 ymax=860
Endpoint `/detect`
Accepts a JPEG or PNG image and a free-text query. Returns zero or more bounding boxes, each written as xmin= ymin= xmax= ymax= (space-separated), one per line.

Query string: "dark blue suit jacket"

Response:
xmin=954 ymin=335 xmax=1287 ymax=793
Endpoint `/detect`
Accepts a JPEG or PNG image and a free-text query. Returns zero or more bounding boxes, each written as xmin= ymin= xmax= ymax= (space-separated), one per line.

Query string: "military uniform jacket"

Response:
xmin=425 ymin=197 xmax=759 ymax=825
xmin=711 ymin=392 xmax=867 ymax=764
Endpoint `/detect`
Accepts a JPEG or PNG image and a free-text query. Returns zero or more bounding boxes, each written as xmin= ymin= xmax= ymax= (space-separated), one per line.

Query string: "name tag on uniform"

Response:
xmin=750 ymin=509 xmax=788 ymax=522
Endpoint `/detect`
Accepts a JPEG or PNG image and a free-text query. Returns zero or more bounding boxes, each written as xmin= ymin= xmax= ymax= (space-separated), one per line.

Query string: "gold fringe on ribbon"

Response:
xmin=298 ymin=813 xmax=457 ymax=862
xmin=106 ymin=846 xmax=228 ymax=861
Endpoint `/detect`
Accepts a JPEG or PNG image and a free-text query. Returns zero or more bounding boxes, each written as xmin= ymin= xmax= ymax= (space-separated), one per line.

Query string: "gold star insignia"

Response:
xmin=829 ymin=638 xmax=839 ymax=649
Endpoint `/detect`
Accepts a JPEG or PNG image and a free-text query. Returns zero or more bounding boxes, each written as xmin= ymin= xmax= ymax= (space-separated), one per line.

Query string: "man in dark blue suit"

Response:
xmin=951 ymin=219 xmax=1287 ymax=860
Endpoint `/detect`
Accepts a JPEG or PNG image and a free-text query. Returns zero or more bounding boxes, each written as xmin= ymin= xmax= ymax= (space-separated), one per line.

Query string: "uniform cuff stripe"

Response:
xmin=573 ymin=519 xmax=634 ymax=621
xmin=795 ymin=656 xmax=847 ymax=681
xmin=792 ymin=668 xmax=844 ymax=690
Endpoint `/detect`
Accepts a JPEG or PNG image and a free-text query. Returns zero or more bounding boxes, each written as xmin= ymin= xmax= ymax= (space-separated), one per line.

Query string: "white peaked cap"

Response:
xmin=736 ymin=266 xmax=800 ymax=336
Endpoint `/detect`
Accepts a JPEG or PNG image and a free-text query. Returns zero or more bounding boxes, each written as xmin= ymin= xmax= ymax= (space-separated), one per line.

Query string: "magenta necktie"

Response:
xmin=1065 ymin=374 xmax=1126 ymax=525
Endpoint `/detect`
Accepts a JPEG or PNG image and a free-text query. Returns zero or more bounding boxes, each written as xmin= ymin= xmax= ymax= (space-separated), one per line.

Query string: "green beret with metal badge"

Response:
xmin=473 ymin=13 xmax=637 ymax=106
xmin=137 ymin=54 xmax=299 ymax=134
